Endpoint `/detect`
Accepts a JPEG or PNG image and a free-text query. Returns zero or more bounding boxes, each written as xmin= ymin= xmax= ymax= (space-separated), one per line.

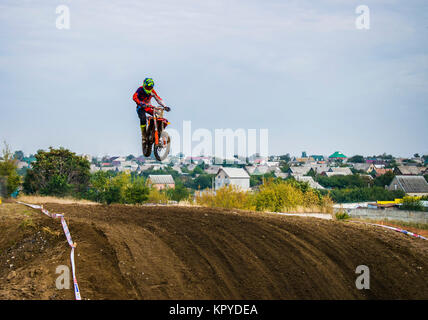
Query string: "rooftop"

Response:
xmin=389 ymin=175 xmax=428 ymax=193
xmin=219 ymin=167 xmax=250 ymax=179
xmin=148 ymin=175 xmax=175 ymax=185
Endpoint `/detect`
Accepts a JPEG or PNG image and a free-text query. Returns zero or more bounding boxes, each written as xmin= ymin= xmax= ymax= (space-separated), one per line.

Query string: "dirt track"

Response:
xmin=1 ymin=202 xmax=427 ymax=299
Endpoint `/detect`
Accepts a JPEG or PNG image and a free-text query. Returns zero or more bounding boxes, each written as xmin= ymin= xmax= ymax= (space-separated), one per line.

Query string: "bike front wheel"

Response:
xmin=154 ymin=130 xmax=171 ymax=161
xmin=142 ymin=137 xmax=152 ymax=157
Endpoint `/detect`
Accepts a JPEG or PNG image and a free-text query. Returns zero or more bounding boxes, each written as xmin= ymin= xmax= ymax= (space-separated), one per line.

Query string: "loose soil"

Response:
xmin=0 ymin=202 xmax=427 ymax=299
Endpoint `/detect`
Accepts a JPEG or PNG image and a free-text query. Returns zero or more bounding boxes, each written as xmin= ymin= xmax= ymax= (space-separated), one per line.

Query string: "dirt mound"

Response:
xmin=1 ymin=203 xmax=427 ymax=299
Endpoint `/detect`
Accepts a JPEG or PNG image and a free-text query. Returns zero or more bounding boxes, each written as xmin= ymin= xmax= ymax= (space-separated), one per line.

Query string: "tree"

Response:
xmin=373 ymin=171 xmax=395 ymax=187
xmin=193 ymin=174 xmax=213 ymax=190
xmin=0 ymin=142 xmax=21 ymax=197
xmin=23 ymin=147 xmax=90 ymax=196
xmin=329 ymin=187 xmax=405 ymax=203
xmin=191 ymin=165 xmax=204 ymax=177
xmin=279 ymin=154 xmax=291 ymax=162
xmin=279 ymin=161 xmax=290 ymax=173
xmin=13 ymin=150 xmax=24 ymax=161
xmin=250 ymin=172 xmax=276 ymax=187
xmin=123 ymin=176 xmax=149 ymax=204
xmin=348 ymin=155 xmax=365 ymax=163
xmin=166 ymin=182 xmax=190 ymax=202
xmin=315 ymin=174 xmax=367 ymax=189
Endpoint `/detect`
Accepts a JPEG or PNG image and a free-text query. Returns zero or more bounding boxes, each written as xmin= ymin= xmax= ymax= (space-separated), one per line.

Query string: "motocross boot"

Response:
xmin=140 ymin=124 xmax=148 ymax=144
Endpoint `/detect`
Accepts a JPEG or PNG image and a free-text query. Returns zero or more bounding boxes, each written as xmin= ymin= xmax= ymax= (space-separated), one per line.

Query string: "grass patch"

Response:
xmin=19 ymin=217 xmax=36 ymax=229
xmin=335 ymin=210 xmax=351 ymax=220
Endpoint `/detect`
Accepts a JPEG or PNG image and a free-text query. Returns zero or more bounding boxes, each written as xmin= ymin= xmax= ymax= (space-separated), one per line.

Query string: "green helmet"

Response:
xmin=143 ymin=78 xmax=154 ymax=94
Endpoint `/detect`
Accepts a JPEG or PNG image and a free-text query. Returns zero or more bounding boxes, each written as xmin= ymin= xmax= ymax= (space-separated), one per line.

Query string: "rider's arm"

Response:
xmin=133 ymin=87 xmax=143 ymax=105
xmin=152 ymin=89 xmax=167 ymax=108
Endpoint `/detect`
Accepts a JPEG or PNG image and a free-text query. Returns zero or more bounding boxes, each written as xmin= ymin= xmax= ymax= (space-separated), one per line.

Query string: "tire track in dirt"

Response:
xmin=1 ymin=203 xmax=427 ymax=299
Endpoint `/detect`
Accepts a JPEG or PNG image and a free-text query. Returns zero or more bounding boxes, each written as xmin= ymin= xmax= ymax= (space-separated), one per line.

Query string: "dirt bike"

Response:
xmin=142 ymin=105 xmax=171 ymax=161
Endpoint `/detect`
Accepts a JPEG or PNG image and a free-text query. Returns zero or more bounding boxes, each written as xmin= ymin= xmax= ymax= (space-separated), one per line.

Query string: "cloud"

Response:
xmin=0 ymin=0 xmax=427 ymax=157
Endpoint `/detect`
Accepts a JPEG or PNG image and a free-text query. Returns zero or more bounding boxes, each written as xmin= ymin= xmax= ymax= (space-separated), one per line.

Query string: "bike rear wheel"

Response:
xmin=154 ymin=131 xmax=170 ymax=161
xmin=142 ymin=138 xmax=152 ymax=157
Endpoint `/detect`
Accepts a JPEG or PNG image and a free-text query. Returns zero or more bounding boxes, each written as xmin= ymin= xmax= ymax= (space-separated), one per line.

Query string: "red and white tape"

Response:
xmin=351 ymin=220 xmax=427 ymax=240
xmin=17 ymin=201 xmax=82 ymax=300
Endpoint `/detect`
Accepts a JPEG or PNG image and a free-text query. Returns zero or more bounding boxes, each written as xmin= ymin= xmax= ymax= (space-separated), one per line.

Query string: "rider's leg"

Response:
xmin=136 ymin=107 xmax=148 ymax=142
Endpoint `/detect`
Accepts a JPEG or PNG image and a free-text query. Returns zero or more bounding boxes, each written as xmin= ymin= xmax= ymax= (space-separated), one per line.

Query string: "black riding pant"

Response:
xmin=136 ymin=106 xmax=149 ymax=126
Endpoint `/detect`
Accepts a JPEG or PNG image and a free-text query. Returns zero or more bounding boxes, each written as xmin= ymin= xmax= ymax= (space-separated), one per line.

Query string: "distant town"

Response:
xmin=12 ymin=151 xmax=428 ymax=196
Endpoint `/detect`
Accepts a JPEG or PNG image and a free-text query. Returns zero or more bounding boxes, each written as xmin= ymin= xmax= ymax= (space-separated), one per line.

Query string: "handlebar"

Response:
xmin=151 ymin=105 xmax=169 ymax=111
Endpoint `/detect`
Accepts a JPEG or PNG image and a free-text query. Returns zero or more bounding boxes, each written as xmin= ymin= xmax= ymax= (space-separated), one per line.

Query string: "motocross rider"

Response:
xmin=133 ymin=78 xmax=171 ymax=143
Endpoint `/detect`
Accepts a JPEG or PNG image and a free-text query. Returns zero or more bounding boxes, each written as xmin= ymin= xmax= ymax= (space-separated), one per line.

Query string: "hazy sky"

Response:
xmin=0 ymin=0 xmax=427 ymax=158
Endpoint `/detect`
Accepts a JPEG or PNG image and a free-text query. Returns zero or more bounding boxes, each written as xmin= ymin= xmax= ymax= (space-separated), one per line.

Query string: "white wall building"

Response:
xmin=215 ymin=167 xmax=250 ymax=191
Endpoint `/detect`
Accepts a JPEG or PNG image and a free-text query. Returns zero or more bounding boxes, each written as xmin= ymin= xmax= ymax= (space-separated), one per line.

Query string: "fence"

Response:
xmin=344 ymin=208 xmax=428 ymax=224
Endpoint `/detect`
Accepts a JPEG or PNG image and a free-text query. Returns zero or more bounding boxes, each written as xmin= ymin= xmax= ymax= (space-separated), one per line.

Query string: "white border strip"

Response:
xmin=350 ymin=220 xmax=427 ymax=240
xmin=17 ymin=201 xmax=82 ymax=300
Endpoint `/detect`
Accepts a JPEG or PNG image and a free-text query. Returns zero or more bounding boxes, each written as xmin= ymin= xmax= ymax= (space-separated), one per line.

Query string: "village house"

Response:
xmin=171 ymin=165 xmax=183 ymax=174
xmin=387 ymin=175 xmax=428 ymax=196
xmin=274 ymin=172 xmax=289 ymax=179
xmin=90 ymin=164 xmax=100 ymax=173
xmin=328 ymin=151 xmax=347 ymax=162
xmin=244 ymin=165 xmax=257 ymax=175
xmin=326 ymin=167 xmax=353 ymax=176
xmin=252 ymin=165 xmax=273 ymax=175
xmin=307 ymin=165 xmax=330 ymax=176
xmin=266 ymin=161 xmax=280 ymax=168
xmin=373 ymin=168 xmax=393 ymax=177
xmin=310 ymin=155 xmax=325 ymax=162
xmin=295 ymin=176 xmax=325 ymax=190
xmin=147 ymin=175 xmax=175 ymax=190
xmin=351 ymin=163 xmax=375 ymax=173
xmin=360 ymin=174 xmax=374 ymax=182
xmin=287 ymin=166 xmax=311 ymax=177
xmin=204 ymin=165 xmax=222 ymax=175
xmin=215 ymin=167 xmax=250 ymax=191
xmin=187 ymin=164 xmax=197 ymax=171
xmin=394 ymin=166 xmax=423 ymax=176
xmin=184 ymin=156 xmax=212 ymax=165
xmin=16 ymin=161 xmax=29 ymax=170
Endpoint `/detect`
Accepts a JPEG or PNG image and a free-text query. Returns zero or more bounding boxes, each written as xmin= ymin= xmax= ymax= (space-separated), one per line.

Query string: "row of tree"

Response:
xmin=314 ymin=171 xmax=396 ymax=189
xmin=3 ymin=145 xmax=425 ymax=205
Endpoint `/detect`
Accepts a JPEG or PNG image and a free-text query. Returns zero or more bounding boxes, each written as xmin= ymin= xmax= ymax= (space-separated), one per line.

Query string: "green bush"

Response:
xmin=373 ymin=171 xmax=395 ymax=187
xmin=166 ymin=183 xmax=190 ymax=202
xmin=123 ymin=177 xmax=149 ymax=204
xmin=316 ymin=174 xmax=367 ymax=189
xmin=329 ymin=187 xmax=404 ymax=203
xmin=255 ymin=180 xmax=304 ymax=212
xmin=104 ymin=185 xmax=122 ymax=205
xmin=147 ymin=188 xmax=169 ymax=204
xmin=84 ymin=171 xmax=149 ymax=204
xmin=335 ymin=211 xmax=350 ymax=220
xmin=400 ymin=196 xmax=425 ymax=211
xmin=195 ymin=185 xmax=255 ymax=210
xmin=195 ymin=179 xmax=333 ymax=213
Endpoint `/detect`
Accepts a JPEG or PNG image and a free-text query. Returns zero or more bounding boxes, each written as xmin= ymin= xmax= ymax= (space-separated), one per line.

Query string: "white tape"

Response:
xmin=17 ymin=201 xmax=82 ymax=300
xmin=350 ymin=220 xmax=427 ymax=240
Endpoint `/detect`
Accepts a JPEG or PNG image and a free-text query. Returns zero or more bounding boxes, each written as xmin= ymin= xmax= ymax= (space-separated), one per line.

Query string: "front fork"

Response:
xmin=151 ymin=119 xmax=163 ymax=146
